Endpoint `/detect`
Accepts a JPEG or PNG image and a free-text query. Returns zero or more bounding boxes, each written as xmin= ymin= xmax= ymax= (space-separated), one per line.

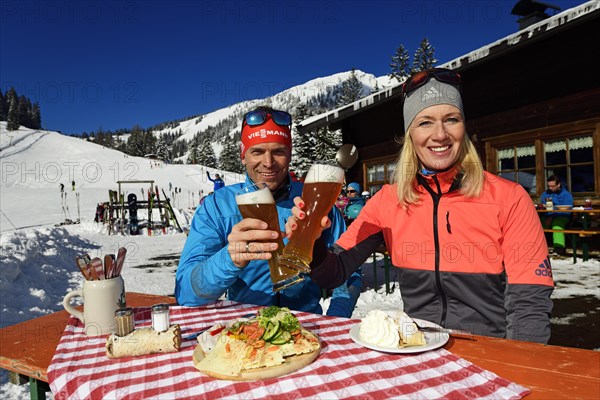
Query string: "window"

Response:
xmin=364 ymin=156 xmax=396 ymax=195
xmin=485 ymin=119 xmax=598 ymax=201
xmin=497 ymin=144 xmax=537 ymax=194
xmin=544 ymin=136 xmax=594 ymax=193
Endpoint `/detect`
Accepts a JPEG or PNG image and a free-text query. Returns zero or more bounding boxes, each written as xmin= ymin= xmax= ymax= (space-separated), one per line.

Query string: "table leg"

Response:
xmin=384 ymin=253 xmax=391 ymax=294
xmin=571 ymin=234 xmax=577 ymax=264
xmin=29 ymin=377 xmax=50 ymax=400
xmin=372 ymin=252 xmax=378 ymax=288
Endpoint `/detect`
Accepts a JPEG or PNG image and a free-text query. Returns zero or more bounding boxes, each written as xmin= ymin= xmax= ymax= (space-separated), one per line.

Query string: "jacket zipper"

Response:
xmin=417 ymin=174 xmax=449 ymax=327
xmin=431 ymin=175 xmax=448 ymax=327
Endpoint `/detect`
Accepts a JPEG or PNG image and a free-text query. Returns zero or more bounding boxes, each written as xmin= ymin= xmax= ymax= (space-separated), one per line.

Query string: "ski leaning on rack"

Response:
xmin=107 ymin=190 xmax=118 ymax=235
xmin=147 ymin=188 xmax=153 ymax=236
xmin=162 ymin=188 xmax=183 ymax=233
xmin=155 ymin=186 xmax=167 ymax=234
xmin=119 ymin=193 xmax=126 ymax=235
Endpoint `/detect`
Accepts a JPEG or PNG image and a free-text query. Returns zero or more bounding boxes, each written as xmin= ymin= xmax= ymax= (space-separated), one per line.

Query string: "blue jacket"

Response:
xmin=540 ymin=187 xmax=573 ymax=217
xmin=207 ymin=172 xmax=225 ymax=191
xmin=175 ymin=175 xmax=349 ymax=314
xmin=344 ymin=196 xmax=366 ymax=220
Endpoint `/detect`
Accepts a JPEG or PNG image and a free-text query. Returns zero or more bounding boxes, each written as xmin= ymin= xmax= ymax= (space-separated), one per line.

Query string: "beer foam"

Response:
xmin=236 ymin=185 xmax=275 ymax=205
xmin=304 ymin=164 xmax=344 ymax=183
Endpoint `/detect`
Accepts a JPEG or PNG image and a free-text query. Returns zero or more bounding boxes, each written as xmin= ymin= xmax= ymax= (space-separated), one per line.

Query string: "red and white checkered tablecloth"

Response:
xmin=48 ymin=301 xmax=530 ymax=399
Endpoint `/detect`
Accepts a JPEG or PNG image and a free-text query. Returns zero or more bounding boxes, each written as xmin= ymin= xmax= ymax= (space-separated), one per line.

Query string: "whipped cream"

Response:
xmin=358 ymin=310 xmax=400 ymax=348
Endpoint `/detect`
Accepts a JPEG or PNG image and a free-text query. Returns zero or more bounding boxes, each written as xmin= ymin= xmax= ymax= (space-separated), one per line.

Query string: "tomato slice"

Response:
xmin=210 ymin=326 xmax=225 ymax=336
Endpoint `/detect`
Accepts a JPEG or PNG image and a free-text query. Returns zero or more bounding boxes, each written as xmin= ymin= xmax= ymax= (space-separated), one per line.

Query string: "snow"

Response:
xmin=151 ymin=69 xmax=386 ymax=144
xmin=1 ymin=122 xmax=599 ymax=399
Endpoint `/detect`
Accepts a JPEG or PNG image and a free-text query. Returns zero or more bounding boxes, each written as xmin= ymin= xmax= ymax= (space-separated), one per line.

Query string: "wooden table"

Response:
xmin=0 ymin=292 xmax=174 ymax=399
xmin=2 ymin=294 xmax=599 ymax=400
xmin=537 ymin=208 xmax=600 ymax=262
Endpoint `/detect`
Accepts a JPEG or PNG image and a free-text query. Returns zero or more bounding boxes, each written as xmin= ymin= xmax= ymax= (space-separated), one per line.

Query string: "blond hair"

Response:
xmin=392 ymin=130 xmax=484 ymax=206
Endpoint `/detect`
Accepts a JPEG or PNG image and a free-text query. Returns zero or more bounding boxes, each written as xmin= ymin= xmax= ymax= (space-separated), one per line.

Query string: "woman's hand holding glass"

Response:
xmin=284 ymin=196 xmax=332 ymax=240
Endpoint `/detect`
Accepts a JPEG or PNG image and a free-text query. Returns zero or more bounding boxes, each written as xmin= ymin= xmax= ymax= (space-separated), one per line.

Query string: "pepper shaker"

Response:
xmin=115 ymin=307 xmax=135 ymax=337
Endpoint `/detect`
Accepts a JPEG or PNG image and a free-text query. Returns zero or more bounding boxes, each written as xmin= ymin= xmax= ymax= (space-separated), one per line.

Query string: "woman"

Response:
xmin=286 ymin=68 xmax=553 ymax=343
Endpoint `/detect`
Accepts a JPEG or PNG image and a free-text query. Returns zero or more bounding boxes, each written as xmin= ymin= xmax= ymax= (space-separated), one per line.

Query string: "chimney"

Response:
xmin=511 ymin=0 xmax=561 ymax=30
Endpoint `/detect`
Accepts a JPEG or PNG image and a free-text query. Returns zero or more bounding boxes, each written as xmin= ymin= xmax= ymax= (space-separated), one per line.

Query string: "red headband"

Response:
xmin=240 ymin=118 xmax=292 ymax=159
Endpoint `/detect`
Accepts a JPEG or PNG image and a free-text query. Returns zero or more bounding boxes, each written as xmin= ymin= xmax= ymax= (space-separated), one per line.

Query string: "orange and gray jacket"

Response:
xmin=310 ymin=170 xmax=554 ymax=343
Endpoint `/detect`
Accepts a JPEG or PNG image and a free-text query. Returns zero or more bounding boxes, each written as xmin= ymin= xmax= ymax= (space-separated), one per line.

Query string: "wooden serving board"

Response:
xmin=192 ymin=332 xmax=321 ymax=381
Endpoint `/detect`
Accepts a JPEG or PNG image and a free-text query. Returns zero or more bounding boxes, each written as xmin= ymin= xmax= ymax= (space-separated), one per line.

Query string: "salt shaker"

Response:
xmin=115 ymin=307 xmax=135 ymax=337
xmin=151 ymin=303 xmax=170 ymax=332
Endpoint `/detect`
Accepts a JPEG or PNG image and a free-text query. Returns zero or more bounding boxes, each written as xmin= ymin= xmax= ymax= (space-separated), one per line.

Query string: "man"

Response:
xmin=206 ymin=172 xmax=225 ymax=191
xmin=540 ymin=175 xmax=573 ymax=256
xmin=176 ymin=106 xmax=359 ymax=316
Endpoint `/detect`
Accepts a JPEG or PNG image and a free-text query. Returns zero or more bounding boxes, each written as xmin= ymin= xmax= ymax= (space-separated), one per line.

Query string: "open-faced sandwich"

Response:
xmin=193 ymin=306 xmax=320 ymax=379
xmin=359 ymin=309 xmax=426 ymax=349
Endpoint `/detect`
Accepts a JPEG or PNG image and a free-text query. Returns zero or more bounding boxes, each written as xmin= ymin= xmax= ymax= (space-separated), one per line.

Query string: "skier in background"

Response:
xmin=71 ymin=180 xmax=76 ymax=191
xmin=206 ymin=171 xmax=225 ymax=191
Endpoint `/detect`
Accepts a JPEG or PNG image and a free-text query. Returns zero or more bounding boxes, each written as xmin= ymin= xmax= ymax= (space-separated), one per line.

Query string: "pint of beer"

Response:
xmin=236 ymin=183 xmax=304 ymax=292
xmin=278 ymin=162 xmax=345 ymax=272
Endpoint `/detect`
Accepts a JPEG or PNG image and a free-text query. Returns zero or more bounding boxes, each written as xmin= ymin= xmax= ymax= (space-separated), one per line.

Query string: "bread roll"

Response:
xmin=106 ymin=324 xmax=181 ymax=358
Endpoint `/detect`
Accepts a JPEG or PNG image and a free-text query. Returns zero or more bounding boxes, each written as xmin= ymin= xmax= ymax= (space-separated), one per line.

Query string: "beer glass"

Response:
xmin=236 ymin=183 xmax=304 ymax=292
xmin=278 ymin=161 xmax=345 ymax=272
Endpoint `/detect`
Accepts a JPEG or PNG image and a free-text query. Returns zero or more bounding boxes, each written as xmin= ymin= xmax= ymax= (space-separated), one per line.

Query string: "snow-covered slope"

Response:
xmin=0 ymin=122 xmax=243 ymax=231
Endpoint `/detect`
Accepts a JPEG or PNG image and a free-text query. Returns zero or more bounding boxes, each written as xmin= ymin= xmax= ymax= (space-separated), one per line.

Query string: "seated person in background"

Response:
xmin=344 ymin=182 xmax=366 ymax=222
xmin=175 ymin=106 xmax=361 ymax=318
xmin=539 ymin=175 xmax=574 ymax=256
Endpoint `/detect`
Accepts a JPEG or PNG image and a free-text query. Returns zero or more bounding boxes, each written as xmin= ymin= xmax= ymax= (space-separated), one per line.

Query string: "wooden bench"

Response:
xmin=543 ymin=229 xmax=600 ymax=262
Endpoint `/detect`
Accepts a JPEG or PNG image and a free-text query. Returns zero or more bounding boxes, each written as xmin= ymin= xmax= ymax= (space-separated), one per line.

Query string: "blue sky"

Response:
xmin=1 ymin=0 xmax=587 ymax=135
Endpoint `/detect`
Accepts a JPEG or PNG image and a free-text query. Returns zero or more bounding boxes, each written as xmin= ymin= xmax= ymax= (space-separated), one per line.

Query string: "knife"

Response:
xmin=416 ymin=325 xmax=473 ymax=338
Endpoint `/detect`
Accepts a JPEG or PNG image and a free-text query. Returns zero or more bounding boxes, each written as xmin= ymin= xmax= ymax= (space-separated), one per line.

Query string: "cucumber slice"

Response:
xmin=262 ymin=320 xmax=280 ymax=341
xmin=270 ymin=330 xmax=291 ymax=345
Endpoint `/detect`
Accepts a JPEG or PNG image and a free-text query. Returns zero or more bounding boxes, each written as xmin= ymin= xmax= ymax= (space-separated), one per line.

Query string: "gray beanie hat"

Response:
xmin=403 ymin=77 xmax=463 ymax=131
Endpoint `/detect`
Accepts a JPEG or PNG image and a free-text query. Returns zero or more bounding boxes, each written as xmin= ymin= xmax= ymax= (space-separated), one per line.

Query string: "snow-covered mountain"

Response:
xmin=153 ymin=70 xmax=393 ymax=145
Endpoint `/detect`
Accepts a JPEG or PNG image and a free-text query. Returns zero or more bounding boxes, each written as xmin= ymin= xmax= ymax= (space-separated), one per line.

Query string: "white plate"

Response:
xmin=348 ymin=318 xmax=449 ymax=353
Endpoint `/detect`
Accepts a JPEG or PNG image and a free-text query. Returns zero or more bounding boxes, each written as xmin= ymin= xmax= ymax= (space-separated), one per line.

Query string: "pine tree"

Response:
xmin=314 ymin=127 xmax=341 ymax=162
xmin=156 ymin=135 xmax=170 ymax=161
xmin=290 ymin=103 xmax=315 ymax=177
xmin=142 ymin=130 xmax=156 ymax=155
xmin=412 ymin=37 xmax=437 ymax=73
xmin=7 ymin=88 xmax=19 ymax=131
xmin=337 ymin=68 xmax=364 ymax=107
xmin=126 ymin=125 xmax=146 ymax=156
xmin=17 ymin=96 xmax=30 ymax=128
xmin=196 ymin=136 xmax=217 ymax=168
xmin=187 ymin=138 xmax=199 ymax=164
xmin=389 ymin=44 xmax=411 ymax=82
xmin=31 ymin=102 xmax=42 ymax=129
xmin=0 ymin=90 xmax=7 ymax=121
xmin=219 ymin=136 xmax=243 ymax=173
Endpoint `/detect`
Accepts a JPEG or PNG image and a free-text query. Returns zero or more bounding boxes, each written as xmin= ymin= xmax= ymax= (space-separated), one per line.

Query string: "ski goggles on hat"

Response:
xmin=242 ymin=110 xmax=292 ymax=128
xmin=402 ymin=68 xmax=461 ymax=97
